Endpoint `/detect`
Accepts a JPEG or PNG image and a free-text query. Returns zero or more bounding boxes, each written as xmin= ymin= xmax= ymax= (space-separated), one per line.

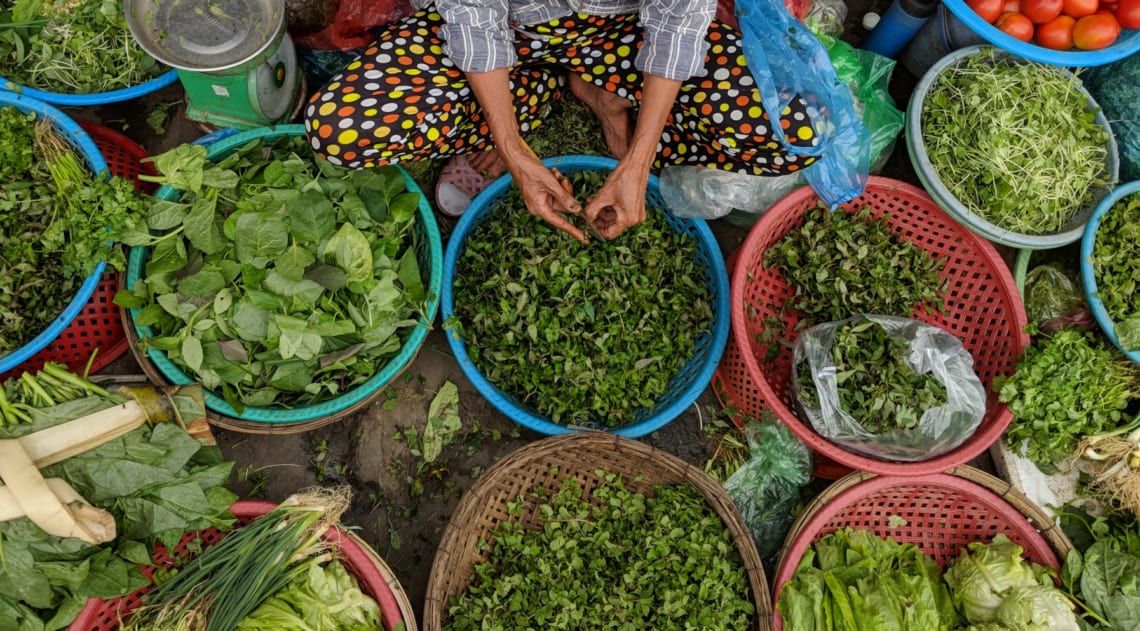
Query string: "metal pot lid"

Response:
xmin=125 ymin=0 xmax=284 ymax=72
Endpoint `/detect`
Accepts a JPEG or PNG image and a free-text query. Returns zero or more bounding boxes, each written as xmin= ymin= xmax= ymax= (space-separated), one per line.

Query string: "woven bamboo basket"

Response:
xmin=773 ymin=466 xmax=1074 ymax=630
xmin=423 ymin=432 xmax=771 ymax=630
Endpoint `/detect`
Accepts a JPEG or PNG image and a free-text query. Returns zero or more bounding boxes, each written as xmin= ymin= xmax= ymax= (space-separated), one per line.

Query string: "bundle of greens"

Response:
xmin=763 ymin=205 xmax=946 ymax=327
xmin=0 ymin=366 xmax=235 ymax=630
xmin=0 ymin=107 xmax=146 ymax=356
xmin=797 ymin=317 xmax=949 ymax=434
xmin=116 ymin=137 xmax=426 ymax=410
xmin=1058 ymin=506 xmax=1140 ymax=630
xmin=450 ymin=170 xmax=713 ymax=427
xmin=1072 ymin=412 xmax=1140 ymax=521
xmin=0 ymin=0 xmax=162 ymax=92
xmin=921 ymin=50 xmax=1110 ymax=235
xmin=777 ymin=528 xmax=960 ymax=630
xmin=123 ymin=489 xmax=382 ymax=631
xmin=446 ymin=474 xmax=755 ymax=630
xmin=1091 ymin=193 xmax=1140 ymax=351
xmin=996 ymin=328 xmax=1139 ymax=469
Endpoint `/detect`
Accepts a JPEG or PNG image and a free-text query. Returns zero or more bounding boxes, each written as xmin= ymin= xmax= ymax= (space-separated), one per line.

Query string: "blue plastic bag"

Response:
xmin=736 ymin=0 xmax=870 ymax=206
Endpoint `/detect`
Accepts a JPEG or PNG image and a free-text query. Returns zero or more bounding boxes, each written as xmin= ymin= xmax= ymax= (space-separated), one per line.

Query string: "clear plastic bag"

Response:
xmin=736 ymin=0 xmax=869 ymax=207
xmin=804 ymin=0 xmax=848 ymax=37
xmin=792 ymin=315 xmax=986 ymax=461
xmin=1024 ymin=264 xmax=1086 ymax=329
xmin=724 ymin=418 xmax=812 ymax=565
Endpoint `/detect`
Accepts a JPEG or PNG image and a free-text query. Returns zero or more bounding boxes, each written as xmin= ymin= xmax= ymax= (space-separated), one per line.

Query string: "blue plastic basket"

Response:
xmin=126 ymin=124 xmax=444 ymax=425
xmin=441 ymin=156 xmax=731 ymax=438
xmin=0 ymin=70 xmax=178 ymax=107
xmin=943 ymin=0 xmax=1140 ymax=66
xmin=1081 ymin=180 xmax=1140 ymax=365
xmin=0 ymin=91 xmax=108 ymax=374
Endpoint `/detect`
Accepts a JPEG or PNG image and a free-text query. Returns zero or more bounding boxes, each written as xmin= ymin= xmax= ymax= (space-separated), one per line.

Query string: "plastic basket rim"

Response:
xmin=905 ymin=45 xmax=1120 ymax=250
xmin=770 ymin=473 xmax=1062 ymax=631
xmin=126 ymin=124 xmax=444 ymax=424
xmin=731 ymin=176 xmax=1028 ymax=476
xmin=0 ymin=91 xmax=108 ymax=374
xmin=70 ymin=499 xmax=409 ymax=631
xmin=440 ymin=155 xmax=731 ymax=438
xmin=1080 ymin=179 xmax=1140 ymax=365
xmin=0 ymin=70 xmax=178 ymax=106
xmin=942 ymin=0 xmax=1140 ymax=66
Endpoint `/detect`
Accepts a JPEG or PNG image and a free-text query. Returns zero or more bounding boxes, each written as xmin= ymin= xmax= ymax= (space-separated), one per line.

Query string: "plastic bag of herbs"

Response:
xmin=792 ymin=314 xmax=986 ymax=461
xmin=115 ymin=137 xmax=428 ymax=410
xmin=0 ymin=365 xmax=235 ymax=630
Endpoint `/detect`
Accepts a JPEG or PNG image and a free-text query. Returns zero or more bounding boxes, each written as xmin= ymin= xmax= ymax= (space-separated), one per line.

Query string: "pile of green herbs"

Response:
xmin=450 ymin=170 xmax=713 ymax=427
xmin=1091 ymin=193 xmax=1140 ymax=351
xmin=763 ymin=205 xmax=946 ymax=327
xmin=446 ymin=474 xmax=755 ymax=630
xmin=796 ymin=317 xmax=948 ymax=433
xmin=921 ymin=50 xmax=1110 ymax=235
xmin=116 ymin=137 xmax=427 ymax=410
xmin=1058 ymin=505 xmax=1140 ymax=630
xmin=996 ymin=327 xmax=1139 ymax=469
xmin=0 ymin=0 xmax=162 ymax=92
xmin=0 ymin=106 xmax=146 ymax=356
xmin=0 ymin=368 xmax=236 ymax=631
xmin=779 ymin=529 xmax=1080 ymax=630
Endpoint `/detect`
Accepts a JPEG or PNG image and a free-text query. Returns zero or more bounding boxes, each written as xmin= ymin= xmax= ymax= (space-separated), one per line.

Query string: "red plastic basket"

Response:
xmin=70 ymin=500 xmax=410 ymax=631
xmin=717 ymin=177 xmax=1028 ymax=476
xmin=772 ymin=472 xmax=1064 ymax=631
xmin=0 ymin=123 xmax=155 ymax=380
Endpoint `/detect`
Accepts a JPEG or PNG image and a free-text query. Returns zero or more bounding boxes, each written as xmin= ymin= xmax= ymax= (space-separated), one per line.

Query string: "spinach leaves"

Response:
xmin=451 ymin=171 xmax=713 ymax=427
xmin=446 ymin=474 xmax=755 ymax=630
xmin=1059 ymin=507 xmax=1140 ymax=630
xmin=1091 ymin=193 xmax=1140 ymax=351
xmin=117 ymin=137 xmax=426 ymax=410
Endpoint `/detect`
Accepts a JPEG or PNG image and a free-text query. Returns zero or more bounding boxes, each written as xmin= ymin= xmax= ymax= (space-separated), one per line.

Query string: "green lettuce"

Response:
xmin=943 ymin=535 xmax=1053 ymax=624
xmin=236 ymin=558 xmax=382 ymax=631
xmin=994 ymin=585 xmax=1080 ymax=630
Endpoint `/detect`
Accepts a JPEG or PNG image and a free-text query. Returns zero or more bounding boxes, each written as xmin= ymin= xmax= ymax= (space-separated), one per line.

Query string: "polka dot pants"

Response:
xmin=306 ymin=8 xmax=819 ymax=175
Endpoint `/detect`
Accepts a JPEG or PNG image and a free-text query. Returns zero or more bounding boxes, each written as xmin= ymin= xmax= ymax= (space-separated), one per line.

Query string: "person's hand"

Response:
xmin=584 ymin=158 xmax=651 ymax=240
xmin=507 ymin=151 xmax=588 ymax=244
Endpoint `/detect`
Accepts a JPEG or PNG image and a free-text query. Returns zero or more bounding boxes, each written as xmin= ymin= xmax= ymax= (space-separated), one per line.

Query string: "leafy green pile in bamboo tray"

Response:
xmin=1092 ymin=192 xmax=1140 ymax=351
xmin=446 ymin=474 xmax=755 ymax=630
xmin=117 ymin=137 xmax=427 ymax=410
xmin=451 ymin=171 xmax=713 ymax=427
xmin=779 ymin=529 xmax=1080 ymax=630
xmin=0 ymin=364 xmax=235 ymax=630
xmin=921 ymin=50 xmax=1110 ymax=235
xmin=0 ymin=107 xmax=145 ymax=355
xmin=0 ymin=0 xmax=162 ymax=92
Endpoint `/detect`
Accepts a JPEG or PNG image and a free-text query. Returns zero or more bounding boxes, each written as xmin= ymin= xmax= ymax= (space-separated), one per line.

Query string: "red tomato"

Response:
xmin=970 ymin=0 xmax=1006 ymax=21
xmin=1023 ymin=0 xmax=1064 ymax=22
xmin=1037 ymin=14 xmax=1077 ymax=46
xmin=1073 ymin=13 xmax=1122 ymax=48
xmin=996 ymin=10 xmax=1037 ymax=38
xmin=1116 ymin=0 xmax=1140 ymax=28
xmin=1063 ymin=0 xmax=1100 ymax=17
xmin=1003 ymin=0 xmax=1023 ymax=11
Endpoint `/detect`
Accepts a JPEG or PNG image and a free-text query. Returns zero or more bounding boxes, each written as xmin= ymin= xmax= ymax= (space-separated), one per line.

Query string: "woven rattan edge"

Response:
xmin=423 ymin=432 xmax=773 ymax=631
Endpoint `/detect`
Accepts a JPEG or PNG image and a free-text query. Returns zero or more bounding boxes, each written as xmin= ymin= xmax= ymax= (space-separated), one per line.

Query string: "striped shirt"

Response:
xmin=413 ymin=0 xmax=716 ymax=81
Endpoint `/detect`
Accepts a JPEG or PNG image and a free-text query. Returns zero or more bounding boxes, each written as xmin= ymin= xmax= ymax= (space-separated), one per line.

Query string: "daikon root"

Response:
xmin=0 ymin=440 xmax=115 ymax=544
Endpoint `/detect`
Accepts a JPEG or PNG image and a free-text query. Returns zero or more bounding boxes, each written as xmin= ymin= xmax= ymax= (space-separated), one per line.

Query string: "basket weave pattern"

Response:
xmin=717 ymin=177 xmax=1028 ymax=476
xmin=424 ymin=433 xmax=771 ymax=630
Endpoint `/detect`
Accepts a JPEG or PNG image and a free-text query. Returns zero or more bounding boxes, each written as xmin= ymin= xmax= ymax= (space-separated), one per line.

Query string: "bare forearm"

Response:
xmin=625 ymin=74 xmax=681 ymax=166
xmin=466 ymin=69 xmax=531 ymax=165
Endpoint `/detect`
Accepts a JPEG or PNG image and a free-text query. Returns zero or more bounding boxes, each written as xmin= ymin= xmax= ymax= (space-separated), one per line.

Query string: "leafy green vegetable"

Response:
xmin=118 ymin=136 xmax=426 ymax=409
xmin=0 ymin=369 xmax=235 ymax=631
xmin=446 ymin=474 xmax=755 ymax=630
xmin=796 ymin=317 xmax=948 ymax=434
xmin=763 ymin=205 xmax=945 ymax=327
xmin=993 ymin=585 xmax=1080 ymax=631
xmin=451 ymin=170 xmax=713 ymax=427
xmin=777 ymin=528 xmax=959 ymax=631
xmin=1023 ymin=264 xmax=1085 ymax=329
xmin=921 ymin=50 xmax=1110 ymax=235
xmin=236 ymin=558 xmax=382 ymax=631
xmin=943 ymin=535 xmax=1060 ymax=625
xmin=996 ymin=328 xmax=1139 ymax=468
xmin=1058 ymin=506 xmax=1140 ymax=630
xmin=422 ymin=381 xmax=461 ymax=464
xmin=1091 ymin=193 xmax=1140 ymax=351
xmin=0 ymin=0 xmax=162 ymax=92
xmin=0 ymin=107 xmax=146 ymax=355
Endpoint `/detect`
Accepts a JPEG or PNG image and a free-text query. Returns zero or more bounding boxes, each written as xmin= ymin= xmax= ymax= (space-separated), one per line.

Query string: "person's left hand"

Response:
xmin=584 ymin=158 xmax=652 ymax=240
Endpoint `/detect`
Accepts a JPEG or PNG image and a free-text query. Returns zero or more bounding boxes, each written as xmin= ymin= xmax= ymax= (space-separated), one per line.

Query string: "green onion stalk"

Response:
xmin=122 ymin=488 xmax=352 ymax=631
xmin=1074 ymin=413 xmax=1140 ymax=520
xmin=0 ymin=361 xmax=112 ymax=426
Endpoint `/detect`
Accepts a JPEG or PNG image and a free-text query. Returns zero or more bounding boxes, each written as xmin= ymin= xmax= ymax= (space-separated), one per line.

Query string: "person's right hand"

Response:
xmin=506 ymin=151 xmax=588 ymax=244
